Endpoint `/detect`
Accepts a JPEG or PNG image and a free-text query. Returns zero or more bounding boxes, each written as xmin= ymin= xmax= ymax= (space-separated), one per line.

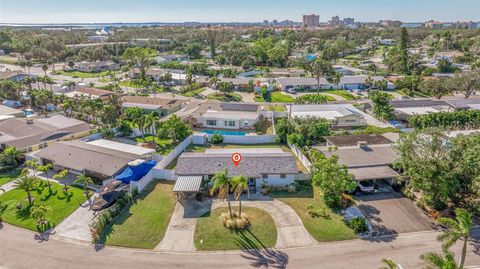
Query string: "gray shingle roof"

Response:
xmin=319 ymin=145 xmax=397 ymax=168
xmin=324 ymin=134 xmax=393 ymax=147
xmin=175 ymin=152 xmax=298 ymax=178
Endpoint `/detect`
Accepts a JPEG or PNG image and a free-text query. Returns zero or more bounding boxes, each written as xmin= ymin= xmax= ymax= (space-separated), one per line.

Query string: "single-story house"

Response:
xmin=287 ymin=104 xmax=367 ymax=127
xmin=0 ymin=115 xmax=91 ymax=153
xmin=0 ymin=105 xmax=24 ymax=121
xmin=63 ymin=87 xmax=114 ymax=99
xmin=339 ymin=75 xmax=393 ymax=91
xmin=35 ymin=139 xmax=155 ymax=181
xmin=379 ymin=39 xmax=396 ymax=46
xmin=276 ymin=77 xmax=333 ymax=92
xmin=389 ymin=99 xmax=454 ymax=121
xmin=269 ymin=68 xmax=306 ymax=77
xmin=333 ymin=65 xmax=365 ymax=76
xmin=324 ymin=134 xmax=394 ymax=147
xmin=0 ymin=70 xmax=34 ymax=82
xmin=174 ymin=148 xmax=298 ymax=193
xmin=155 ymin=54 xmax=188 ymax=63
xmin=188 ymin=101 xmax=261 ymax=130
xmin=87 ymin=35 xmax=108 ymax=43
xmin=318 ymin=143 xmax=399 ymax=185
xmin=121 ymin=96 xmax=186 ymax=116
xmin=444 ymin=99 xmax=480 ymax=111
xmin=130 ymin=68 xmax=209 ymax=85
xmin=75 ymin=61 xmax=120 ymax=73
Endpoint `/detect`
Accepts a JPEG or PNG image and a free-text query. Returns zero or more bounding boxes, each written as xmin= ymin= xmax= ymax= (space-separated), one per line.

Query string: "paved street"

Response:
xmin=1 ymin=223 xmax=479 ymax=269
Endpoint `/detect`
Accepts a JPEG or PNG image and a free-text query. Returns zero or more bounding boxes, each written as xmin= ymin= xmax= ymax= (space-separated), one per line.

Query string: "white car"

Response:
xmin=358 ymin=180 xmax=375 ymax=193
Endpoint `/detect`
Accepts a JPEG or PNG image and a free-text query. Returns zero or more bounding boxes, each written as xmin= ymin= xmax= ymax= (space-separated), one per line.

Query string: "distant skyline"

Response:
xmin=1 ymin=0 xmax=479 ymax=24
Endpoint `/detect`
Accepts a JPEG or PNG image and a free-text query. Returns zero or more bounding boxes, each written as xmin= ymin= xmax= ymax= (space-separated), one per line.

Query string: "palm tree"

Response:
xmin=332 ymin=72 xmax=343 ymax=88
xmin=30 ymin=203 xmax=52 ymax=233
xmin=41 ymin=64 xmax=49 ymax=77
xmin=1 ymin=146 xmax=22 ymax=167
xmin=74 ymin=173 xmax=93 ymax=199
xmin=25 ymin=160 xmax=39 ymax=176
xmin=209 ymin=76 xmax=221 ymax=96
xmin=305 ymin=58 xmax=333 ymax=94
xmin=421 ymin=250 xmax=459 ymax=269
xmin=437 ymin=208 xmax=473 ymax=268
xmin=379 ymin=258 xmax=398 ymax=269
xmin=231 ymin=175 xmax=249 ymax=217
xmin=13 ymin=172 xmax=38 ymax=205
xmin=37 ymin=163 xmax=53 ymax=192
xmin=210 ymin=169 xmax=233 ymax=218
xmin=53 ymin=169 xmax=69 ymax=193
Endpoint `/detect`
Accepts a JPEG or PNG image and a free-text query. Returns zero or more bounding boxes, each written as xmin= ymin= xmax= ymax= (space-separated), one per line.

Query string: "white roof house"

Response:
xmin=339 ymin=75 xmax=393 ymax=90
xmin=191 ymin=102 xmax=261 ymax=130
xmin=277 ymin=77 xmax=333 ymax=91
xmin=86 ymin=139 xmax=155 ymax=157
xmin=288 ymin=104 xmax=366 ymax=127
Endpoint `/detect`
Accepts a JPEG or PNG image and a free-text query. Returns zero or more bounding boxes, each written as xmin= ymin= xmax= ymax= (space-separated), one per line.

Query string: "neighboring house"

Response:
xmin=444 ymin=99 xmax=480 ymax=111
xmin=130 ymin=68 xmax=209 ymax=85
xmin=35 ymin=139 xmax=155 ymax=181
xmin=269 ymin=68 xmax=306 ymax=77
xmin=175 ymin=148 xmax=298 ymax=193
xmin=0 ymin=115 xmax=91 ymax=152
xmin=339 ymin=75 xmax=392 ymax=91
xmin=276 ymin=77 xmax=333 ymax=92
xmin=317 ymin=142 xmax=399 ymax=186
xmin=0 ymin=70 xmax=34 ymax=82
xmin=333 ymin=65 xmax=365 ymax=76
xmin=63 ymin=87 xmax=114 ymax=99
xmin=75 ymin=61 xmax=120 ymax=73
xmin=87 ymin=35 xmax=108 ymax=43
xmin=121 ymin=96 xmax=186 ymax=116
xmin=288 ymin=104 xmax=367 ymax=128
xmin=379 ymin=39 xmax=396 ymax=46
xmin=324 ymin=134 xmax=394 ymax=147
xmin=155 ymin=54 xmax=188 ymax=63
xmin=389 ymin=99 xmax=454 ymax=121
xmin=0 ymin=105 xmax=24 ymax=121
xmin=189 ymin=101 xmax=261 ymax=130
xmin=220 ymin=77 xmax=269 ymax=91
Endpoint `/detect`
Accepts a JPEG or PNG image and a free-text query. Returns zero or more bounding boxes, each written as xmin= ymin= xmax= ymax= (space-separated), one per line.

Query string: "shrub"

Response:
xmin=323 ymin=192 xmax=341 ymax=209
xmin=211 ymin=134 xmax=223 ymax=144
xmin=345 ymin=217 xmax=368 ymax=234
xmin=220 ymin=212 xmax=250 ymax=230
xmin=340 ymin=193 xmax=355 ymax=208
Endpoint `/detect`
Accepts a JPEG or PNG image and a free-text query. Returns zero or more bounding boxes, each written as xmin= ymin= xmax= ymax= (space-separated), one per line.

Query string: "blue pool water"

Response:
xmin=202 ymin=129 xmax=246 ymax=136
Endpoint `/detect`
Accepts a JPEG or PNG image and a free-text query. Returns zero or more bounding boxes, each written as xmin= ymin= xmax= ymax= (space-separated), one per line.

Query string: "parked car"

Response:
xmin=358 ymin=180 xmax=375 ymax=193
xmin=286 ymin=88 xmax=296 ymax=94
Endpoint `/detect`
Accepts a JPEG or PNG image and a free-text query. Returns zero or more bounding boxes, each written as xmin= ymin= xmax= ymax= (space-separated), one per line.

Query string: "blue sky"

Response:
xmin=1 ymin=0 xmax=479 ymax=23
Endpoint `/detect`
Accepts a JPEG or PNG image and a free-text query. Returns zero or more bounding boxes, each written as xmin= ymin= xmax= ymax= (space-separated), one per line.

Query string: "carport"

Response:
xmin=349 ymin=166 xmax=399 ymax=185
xmin=173 ymin=176 xmax=203 ymax=206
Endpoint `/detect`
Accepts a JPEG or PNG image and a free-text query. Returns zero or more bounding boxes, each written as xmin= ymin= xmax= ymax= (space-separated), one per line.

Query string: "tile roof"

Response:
xmin=175 ymin=152 xmax=298 ymax=178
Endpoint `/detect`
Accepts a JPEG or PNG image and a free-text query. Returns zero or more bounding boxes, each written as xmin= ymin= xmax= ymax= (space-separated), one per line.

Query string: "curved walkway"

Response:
xmin=155 ymin=196 xmax=315 ymax=252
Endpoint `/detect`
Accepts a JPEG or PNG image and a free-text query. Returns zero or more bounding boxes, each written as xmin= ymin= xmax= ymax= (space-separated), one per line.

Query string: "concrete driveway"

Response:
xmin=357 ymin=192 xmax=434 ymax=236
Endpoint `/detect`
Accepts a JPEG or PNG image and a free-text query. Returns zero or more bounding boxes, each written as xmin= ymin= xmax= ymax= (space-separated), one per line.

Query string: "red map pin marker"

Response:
xmin=231 ymin=152 xmax=242 ymax=166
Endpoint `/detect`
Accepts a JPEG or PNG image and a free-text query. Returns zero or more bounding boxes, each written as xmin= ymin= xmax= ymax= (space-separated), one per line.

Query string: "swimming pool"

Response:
xmin=202 ymin=129 xmax=247 ymax=136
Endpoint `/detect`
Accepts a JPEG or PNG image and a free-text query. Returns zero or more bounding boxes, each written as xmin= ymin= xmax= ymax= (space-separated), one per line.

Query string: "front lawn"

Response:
xmin=57 ymin=70 xmax=112 ymax=78
xmin=105 ymin=180 xmax=176 ymax=249
xmin=263 ymin=104 xmax=286 ymax=112
xmin=181 ymin=87 xmax=205 ymax=97
xmin=270 ymin=182 xmax=357 ymax=242
xmin=0 ymin=181 xmax=87 ymax=231
xmin=322 ymin=90 xmax=357 ymax=100
xmin=0 ymin=168 xmax=22 ymax=186
xmin=194 ymin=207 xmax=277 ymax=251
xmin=255 ymin=92 xmax=295 ymax=102
xmin=135 ymin=135 xmax=178 ymax=155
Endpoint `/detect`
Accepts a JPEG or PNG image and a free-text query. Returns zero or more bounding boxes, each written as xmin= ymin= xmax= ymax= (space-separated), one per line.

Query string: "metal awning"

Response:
xmin=348 ymin=166 xmax=399 ymax=181
xmin=173 ymin=176 xmax=203 ymax=192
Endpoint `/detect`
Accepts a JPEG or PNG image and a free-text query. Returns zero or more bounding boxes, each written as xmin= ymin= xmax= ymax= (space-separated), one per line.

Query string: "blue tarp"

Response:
xmin=114 ymin=160 xmax=157 ymax=184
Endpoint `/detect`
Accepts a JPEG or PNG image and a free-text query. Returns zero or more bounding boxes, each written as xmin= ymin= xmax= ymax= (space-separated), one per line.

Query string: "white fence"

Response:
xmin=156 ymin=135 xmax=193 ymax=168
xmin=130 ymin=170 xmax=154 ymax=192
xmin=288 ymin=143 xmax=312 ymax=173
xmin=205 ymin=134 xmax=277 ymax=144
xmin=153 ymin=169 xmax=175 ymax=180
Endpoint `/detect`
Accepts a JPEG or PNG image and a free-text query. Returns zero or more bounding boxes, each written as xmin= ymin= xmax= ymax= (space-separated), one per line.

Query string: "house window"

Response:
xmin=226 ymin=121 xmax=236 ymax=127
xmin=26 ymin=147 xmax=33 ymax=153
xmin=39 ymin=142 xmax=48 ymax=149
xmin=280 ymin=174 xmax=286 ymax=179
xmin=206 ymin=120 xmax=217 ymax=126
xmin=262 ymin=174 xmax=268 ymax=179
xmin=243 ymin=121 xmax=249 ymax=127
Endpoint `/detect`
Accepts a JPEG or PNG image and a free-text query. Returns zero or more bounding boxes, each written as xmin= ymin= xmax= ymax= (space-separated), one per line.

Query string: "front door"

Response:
xmin=248 ymin=178 xmax=256 ymax=193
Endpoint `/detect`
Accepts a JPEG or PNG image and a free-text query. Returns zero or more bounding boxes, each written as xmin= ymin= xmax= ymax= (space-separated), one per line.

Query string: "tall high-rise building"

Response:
xmin=331 ymin=15 xmax=340 ymax=25
xmin=343 ymin=17 xmax=355 ymax=25
xmin=303 ymin=14 xmax=320 ymax=27
xmin=263 ymin=20 xmax=269 ymax=26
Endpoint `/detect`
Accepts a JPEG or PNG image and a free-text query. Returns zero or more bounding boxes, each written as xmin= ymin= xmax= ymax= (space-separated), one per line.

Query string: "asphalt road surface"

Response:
xmin=1 ymin=224 xmax=479 ymax=269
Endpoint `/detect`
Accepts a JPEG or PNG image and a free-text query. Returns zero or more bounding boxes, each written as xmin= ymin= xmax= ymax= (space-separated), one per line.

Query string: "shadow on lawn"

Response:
xmin=235 ymin=229 xmax=289 ymax=269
